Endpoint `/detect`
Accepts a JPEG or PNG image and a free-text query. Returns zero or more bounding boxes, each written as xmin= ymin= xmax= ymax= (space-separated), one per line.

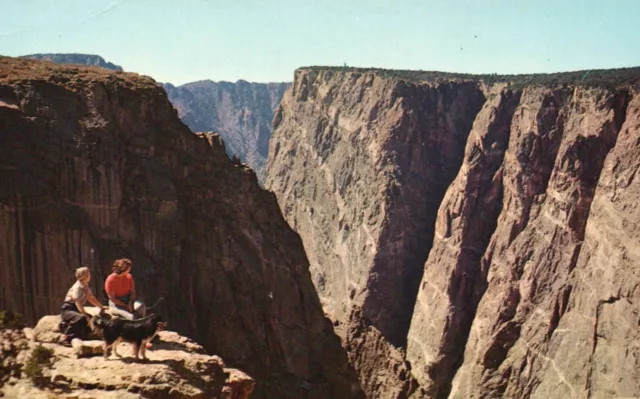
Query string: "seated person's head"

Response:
xmin=112 ymin=258 xmax=132 ymax=275
xmin=76 ymin=266 xmax=91 ymax=283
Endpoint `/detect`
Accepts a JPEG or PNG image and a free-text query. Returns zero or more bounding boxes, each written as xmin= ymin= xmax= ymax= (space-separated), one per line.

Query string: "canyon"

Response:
xmin=267 ymin=67 xmax=640 ymax=398
xmin=164 ymin=80 xmax=290 ymax=183
xmin=3 ymin=53 xmax=640 ymax=398
xmin=0 ymin=56 xmax=362 ymax=399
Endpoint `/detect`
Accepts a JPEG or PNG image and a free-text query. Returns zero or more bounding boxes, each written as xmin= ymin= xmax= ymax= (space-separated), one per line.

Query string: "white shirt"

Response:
xmin=64 ymin=280 xmax=92 ymax=305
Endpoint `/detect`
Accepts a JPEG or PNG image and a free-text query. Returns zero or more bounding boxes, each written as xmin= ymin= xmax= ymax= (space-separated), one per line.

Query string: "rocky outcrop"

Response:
xmin=164 ymin=80 xmax=290 ymax=183
xmin=1 ymin=315 xmax=255 ymax=398
xmin=0 ymin=56 xmax=363 ymax=399
xmin=18 ymin=54 xmax=285 ymax=184
xmin=20 ymin=53 xmax=123 ymax=71
xmin=267 ymin=67 xmax=640 ymax=398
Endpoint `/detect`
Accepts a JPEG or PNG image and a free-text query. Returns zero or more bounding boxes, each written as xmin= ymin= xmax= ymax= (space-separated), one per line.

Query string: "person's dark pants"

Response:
xmin=60 ymin=302 xmax=89 ymax=341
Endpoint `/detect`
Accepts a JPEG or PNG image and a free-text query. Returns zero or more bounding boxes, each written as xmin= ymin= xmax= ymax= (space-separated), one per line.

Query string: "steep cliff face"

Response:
xmin=0 ymin=56 xmax=362 ymax=399
xmin=266 ymin=69 xmax=486 ymax=396
xmin=164 ymin=80 xmax=290 ymax=183
xmin=444 ymin=86 xmax=635 ymax=399
xmin=20 ymin=53 xmax=123 ymax=71
xmin=267 ymin=67 xmax=640 ymax=398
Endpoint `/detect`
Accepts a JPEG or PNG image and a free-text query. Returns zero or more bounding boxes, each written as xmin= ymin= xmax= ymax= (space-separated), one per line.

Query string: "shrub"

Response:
xmin=24 ymin=345 xmax=54 ymax=385
xmin=0 ymin=311 xmax=24 ymax=330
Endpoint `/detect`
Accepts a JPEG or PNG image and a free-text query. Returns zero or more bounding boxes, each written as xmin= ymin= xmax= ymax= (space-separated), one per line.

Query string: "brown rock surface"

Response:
xmin=406 ymin=85 xmax=523 ymax=396
xmin=32 ymin=316 xmax=66 ymax=344
xmin=71 ymin=339 xmax=104 ymax=358
xmin=1 ymin=319 xmax=255 ymax=398
xmin=267 ymin=67 xmax=640 ymax=398
xmin=0 ymin=56 xmax=362 ymax=399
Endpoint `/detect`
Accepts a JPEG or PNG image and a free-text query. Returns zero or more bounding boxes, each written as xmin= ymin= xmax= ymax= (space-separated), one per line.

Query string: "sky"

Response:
xmin=1 ymin=0 xmax=639 ymax=85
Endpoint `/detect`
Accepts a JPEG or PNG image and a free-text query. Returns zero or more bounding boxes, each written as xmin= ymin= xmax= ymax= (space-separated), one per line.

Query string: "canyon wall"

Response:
xmin=0 ymin=57 xmax=363 ymax=399
xmin=266 ymin=67 xmax=640 ymax=398
xmin=164 ymin=80 xmax=290 ymax=183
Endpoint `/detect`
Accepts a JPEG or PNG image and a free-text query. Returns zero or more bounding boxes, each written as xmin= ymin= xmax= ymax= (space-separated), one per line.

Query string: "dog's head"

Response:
xmin=88 ymin=314 xmax=108 ymax=334
xmin=149 ymin=314 xmax=168 ymax=331
xmin=88 ymin=310 xmax=113 ymax=331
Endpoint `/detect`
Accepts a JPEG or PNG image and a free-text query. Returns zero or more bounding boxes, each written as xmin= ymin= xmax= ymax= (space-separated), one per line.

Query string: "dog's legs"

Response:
xmin=138 ymin=339 xmax=149 ymax=361
xmin=112 ymin=337 xmax=122 ymax=358
xmin=132 ymin=341 xmax=140 ymax=360
xmin=140 ymin=339 xmax=147 ymax=360
xmin=103 ymin=341 xmax=111 ymax=359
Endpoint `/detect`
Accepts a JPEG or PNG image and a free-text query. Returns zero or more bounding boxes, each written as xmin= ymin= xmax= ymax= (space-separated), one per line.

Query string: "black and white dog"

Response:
xmin=90 ymin=313 xmax=167 ymax=360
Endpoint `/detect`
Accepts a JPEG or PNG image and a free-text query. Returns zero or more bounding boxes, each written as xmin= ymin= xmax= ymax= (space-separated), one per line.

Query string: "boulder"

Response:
xmin=71 ymin=339 xmax=103 ymax=358
xmin=32 ymin=315 xmax=63 ymax=343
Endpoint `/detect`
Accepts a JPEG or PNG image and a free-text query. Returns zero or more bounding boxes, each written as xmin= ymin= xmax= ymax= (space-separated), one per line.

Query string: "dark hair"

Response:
xmin=112 ymin=258 xmax=132 ymax=274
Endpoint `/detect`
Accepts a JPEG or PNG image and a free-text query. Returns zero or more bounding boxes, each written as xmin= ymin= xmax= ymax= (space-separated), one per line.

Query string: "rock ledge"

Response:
xmin=1 ymin=314 xmax=255 ymax=399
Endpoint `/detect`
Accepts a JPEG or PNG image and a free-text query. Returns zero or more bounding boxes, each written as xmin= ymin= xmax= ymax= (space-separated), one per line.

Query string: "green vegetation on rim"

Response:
xmin=299 ymin=65 xmax=640 ymax=89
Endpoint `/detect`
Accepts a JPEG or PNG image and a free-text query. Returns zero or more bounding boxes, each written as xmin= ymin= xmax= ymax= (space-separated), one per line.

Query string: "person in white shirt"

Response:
xmin=59 ymin=267 xmax=104 ymax=346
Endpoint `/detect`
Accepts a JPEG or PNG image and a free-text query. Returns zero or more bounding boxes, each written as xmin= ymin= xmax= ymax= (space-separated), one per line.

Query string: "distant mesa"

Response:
xmin=20 ymin=53 xmax=123 ymax=71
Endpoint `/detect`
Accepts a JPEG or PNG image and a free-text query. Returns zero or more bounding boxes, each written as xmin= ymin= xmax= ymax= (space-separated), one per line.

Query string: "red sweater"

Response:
xmin=105 ymin=273 xmax=134 ymax=298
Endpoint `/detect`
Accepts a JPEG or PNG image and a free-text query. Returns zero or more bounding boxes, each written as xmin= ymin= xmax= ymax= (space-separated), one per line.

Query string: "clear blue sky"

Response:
xmin=1 ymin=0 xmax=639 ymax=85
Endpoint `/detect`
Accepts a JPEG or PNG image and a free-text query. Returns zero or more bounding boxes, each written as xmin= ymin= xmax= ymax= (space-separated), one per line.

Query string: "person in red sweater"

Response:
xmin=105 ymin=258 xmax=147 ymax=320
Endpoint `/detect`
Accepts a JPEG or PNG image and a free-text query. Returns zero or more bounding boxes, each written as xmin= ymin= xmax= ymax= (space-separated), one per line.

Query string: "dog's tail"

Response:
xmin=147 ymin=296 xmax=165 ymax=312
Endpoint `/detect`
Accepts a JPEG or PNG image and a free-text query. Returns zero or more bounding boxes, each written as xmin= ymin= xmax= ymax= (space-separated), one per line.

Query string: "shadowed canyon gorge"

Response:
xmin=267 ymin=67 xmax=640 ymax=398
xmin=1 ymin=54 xmax=640 ymax=399
xmin=164 ymin=80 xmax=290 ymax=184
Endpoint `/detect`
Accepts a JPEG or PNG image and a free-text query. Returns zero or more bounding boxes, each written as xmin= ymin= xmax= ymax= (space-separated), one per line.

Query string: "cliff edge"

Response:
xmin=0 ymin=56 xmax=362 ymax=399
xmin=0 ymin=311 xmax=255 ymax=399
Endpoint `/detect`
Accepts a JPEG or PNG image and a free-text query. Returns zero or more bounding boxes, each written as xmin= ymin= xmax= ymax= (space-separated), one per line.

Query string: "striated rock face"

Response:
xmin=164 ymin=80 xmax=290 ymax=183
xmin=445 ymin=85 xmax=636 ymax=399
xmin=20 ymin=53 xmax=123 ymax=71
xmin=267 ymin=68 xmax=486 ymax=397
xmin=267 ymin=67 xmax=640 ymax=398
xmin=0 ymin=56 xmax=362 ymax=399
